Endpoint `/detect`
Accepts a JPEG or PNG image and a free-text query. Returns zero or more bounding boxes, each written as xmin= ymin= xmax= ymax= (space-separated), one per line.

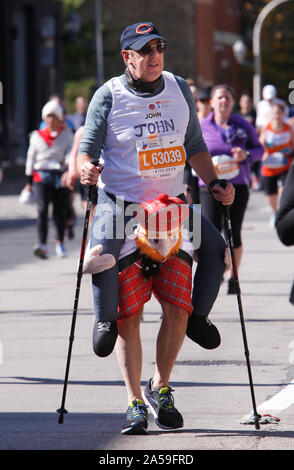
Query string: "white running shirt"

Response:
xmin=99 ymin=71 xmax=190 ymax=202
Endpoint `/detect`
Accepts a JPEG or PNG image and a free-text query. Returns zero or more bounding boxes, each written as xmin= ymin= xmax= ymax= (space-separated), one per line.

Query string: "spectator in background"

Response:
xmin=24 ymin=100 xmax=74 ymax=259
xmin=259 ymin=103 xmax=294 ymax=223
xmin=238 ymin=92 xmax=261 ymax=190
xmin=184 ymin=87 xmax=212 ymax=204
xmin=188 ymin=82 xmax=198 ymax=104
xmin=196 ymin=87 xmax=212 ymax=122
xmin=256 ymin=84 xmax=289 ymax=134
xmin=185 ymin=77 xmax=197 ymax=88
xmin=43 ymin=95 xmax=77 ymax=238
xmin=68 ymin=96 xmax=88 ymax=131
xmin=40 ymin=95 xmax=75 ymax=133
xmin=198 ymin=84 xmax=264 ymax=294
xmin=238 ymin=92 xmax=256 ymax=127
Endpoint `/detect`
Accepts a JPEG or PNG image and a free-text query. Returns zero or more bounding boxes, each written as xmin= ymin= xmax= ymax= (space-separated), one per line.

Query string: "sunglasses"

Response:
xmin=136 ymin=42 xmax=167 ymax=55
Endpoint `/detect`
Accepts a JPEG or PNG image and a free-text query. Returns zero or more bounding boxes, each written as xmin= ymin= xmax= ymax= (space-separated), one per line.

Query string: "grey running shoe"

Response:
xmin=121 ymin=399 xmax=148 ymax=435
xmin=143 ymin=378 xmax=183 ymax=429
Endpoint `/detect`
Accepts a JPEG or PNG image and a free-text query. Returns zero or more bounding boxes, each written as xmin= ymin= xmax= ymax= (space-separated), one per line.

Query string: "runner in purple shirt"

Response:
xmin=198 ymin=85 xmax=264 ymax=294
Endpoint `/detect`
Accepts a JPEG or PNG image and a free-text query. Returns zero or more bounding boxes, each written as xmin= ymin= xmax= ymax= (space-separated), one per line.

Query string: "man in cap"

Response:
xmin=196 ymin=87 xmax=212 ymax=122
xmin=77 ymin=21 xmax=234 ymax=434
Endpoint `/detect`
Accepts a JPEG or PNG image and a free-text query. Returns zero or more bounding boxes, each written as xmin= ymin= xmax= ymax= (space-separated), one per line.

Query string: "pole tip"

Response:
xmin=57 ymin=407 xmax=68 ymax=424
xmin=252 ymin=412 xmax=261 ymax=430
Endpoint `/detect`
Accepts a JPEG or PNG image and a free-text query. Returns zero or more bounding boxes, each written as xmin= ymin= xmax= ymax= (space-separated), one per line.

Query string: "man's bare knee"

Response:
xmin=117 ymin=310 xmax=143 ymax=336
xmin=160 ymin=300 xmax=189 ymax=322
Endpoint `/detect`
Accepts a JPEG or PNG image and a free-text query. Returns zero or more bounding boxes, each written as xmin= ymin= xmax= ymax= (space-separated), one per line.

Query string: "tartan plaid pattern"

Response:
xmin=118 ymin=256 xmax=192 ymax=319
xmin=135 ymin=194 xmax=189 ymax=236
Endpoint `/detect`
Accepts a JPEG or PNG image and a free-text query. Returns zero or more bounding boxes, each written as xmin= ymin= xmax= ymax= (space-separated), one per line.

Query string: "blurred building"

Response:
xmin=0 ymin=0 xmax=63 ymax=169
xmin=194 ymin=0 xmax=242 ymax=88
xmin=79 ymin=0 xmax=243 ymax=91
xmin=0 ymin=0 xmax=244 ymax=170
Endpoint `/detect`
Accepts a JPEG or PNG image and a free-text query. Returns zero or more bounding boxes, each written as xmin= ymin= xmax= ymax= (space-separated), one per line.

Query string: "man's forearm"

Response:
xmin=188 ymin=151 xmax=218 ymax=185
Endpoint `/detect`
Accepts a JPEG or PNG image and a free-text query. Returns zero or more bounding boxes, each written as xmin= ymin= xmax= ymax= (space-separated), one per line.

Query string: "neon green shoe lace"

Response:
xmin=128 ymin=399 xmax=148 ymax=420
xmin=157 ymin=387 xmax=175 ymax=411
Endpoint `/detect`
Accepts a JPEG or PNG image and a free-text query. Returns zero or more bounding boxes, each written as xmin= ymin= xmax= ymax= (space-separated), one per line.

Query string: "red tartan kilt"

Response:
xmin=118 ymin=256 xmax=192 ymax=320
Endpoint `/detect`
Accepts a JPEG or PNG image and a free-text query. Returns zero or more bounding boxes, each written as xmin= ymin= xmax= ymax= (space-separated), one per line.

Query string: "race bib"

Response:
xmin=136 ymin=134 xmax=186 ymax=179
xmin=212 ymin=154 xmax=239 ymax=180
xmin=265 ymin=152 xmax=289 ymax=169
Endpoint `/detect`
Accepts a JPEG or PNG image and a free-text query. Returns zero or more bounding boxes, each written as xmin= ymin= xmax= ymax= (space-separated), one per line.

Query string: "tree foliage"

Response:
xmin=59 ymin=0 xmax=86 ymax=17
xmin=241 ymin=0 xmax=294 ymax=101
xmin=58 ymin=1 xmax=294 ymax=107
xmin=57 ymin=0 xmax=97 ymax=109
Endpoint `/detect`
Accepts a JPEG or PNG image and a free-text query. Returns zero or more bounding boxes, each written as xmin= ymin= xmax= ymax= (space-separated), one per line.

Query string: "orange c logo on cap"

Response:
xmin=136 ymin=24 xmax=153 ymax=34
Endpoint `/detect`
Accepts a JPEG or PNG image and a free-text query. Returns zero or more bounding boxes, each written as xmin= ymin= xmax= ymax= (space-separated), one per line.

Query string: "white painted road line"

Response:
xmin=257 ymin=379 xmax=294 ymax=412
xmin=241 ymin=379 xmax=294 ymax=421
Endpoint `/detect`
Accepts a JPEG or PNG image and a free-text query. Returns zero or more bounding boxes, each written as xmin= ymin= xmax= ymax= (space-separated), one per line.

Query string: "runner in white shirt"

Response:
xmin=77 ymin=22 xmax=234 ymax=435
xmin=256 ymin=84 xmax=289 ymax=133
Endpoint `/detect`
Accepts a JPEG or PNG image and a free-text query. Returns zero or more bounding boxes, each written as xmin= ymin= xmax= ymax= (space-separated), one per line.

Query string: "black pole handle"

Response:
xmin=216 ymin=178 xmax=229 ymax=196
xmin=217 ymin=179 xmax=227 ymax=189
xmin=87 ymin=158 xmax=100 ymax=202
xmin=208 ymin=179 xmax=231 ymax=205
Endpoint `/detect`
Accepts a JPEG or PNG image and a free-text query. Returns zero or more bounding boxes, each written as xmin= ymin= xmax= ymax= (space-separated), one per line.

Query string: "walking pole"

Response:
xmin=57 ymin=182 xmax=96 ymax=424
xmin=223 ymin=205 xmax=261 ymax=430
xmin=289 ymin=278 xmax=294 ymax=305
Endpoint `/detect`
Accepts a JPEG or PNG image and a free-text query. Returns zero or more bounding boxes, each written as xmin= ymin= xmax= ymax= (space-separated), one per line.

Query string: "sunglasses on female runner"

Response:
xmin=136 ymin=41 xmax=167 ymax=55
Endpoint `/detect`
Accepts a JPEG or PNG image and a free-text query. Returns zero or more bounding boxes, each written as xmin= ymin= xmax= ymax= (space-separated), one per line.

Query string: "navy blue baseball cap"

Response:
xmin=120 ymin=22 xmax=166 ymax=51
